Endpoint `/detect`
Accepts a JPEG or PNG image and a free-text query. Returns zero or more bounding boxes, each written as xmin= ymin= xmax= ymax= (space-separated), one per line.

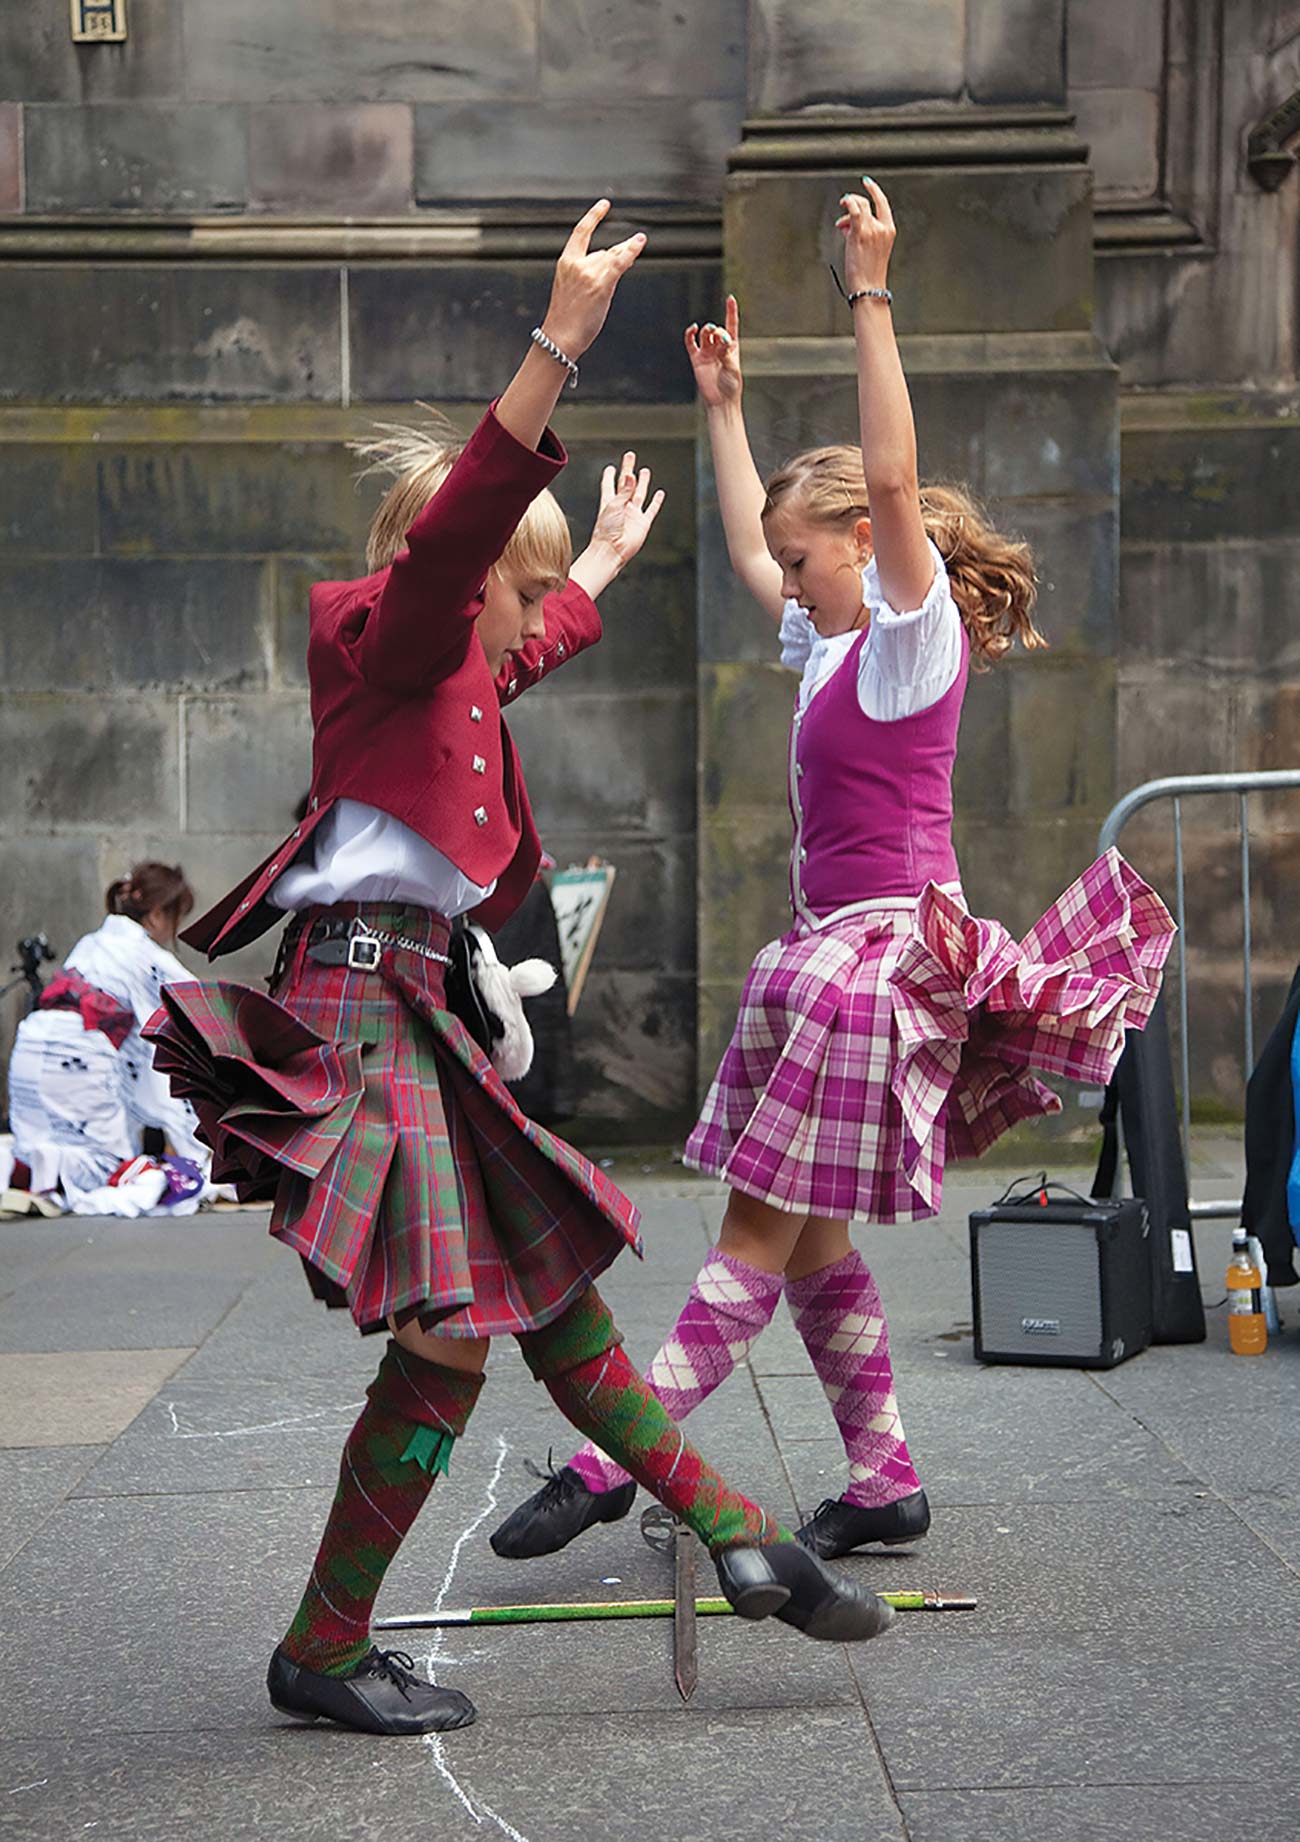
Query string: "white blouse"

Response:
xmin=63 ymin=914 xmax=209 ymax=1167
xmin=269 ymin=797 xmax=496 ymax=918
xmin=778 ymin=539 xmax=963 ymax=720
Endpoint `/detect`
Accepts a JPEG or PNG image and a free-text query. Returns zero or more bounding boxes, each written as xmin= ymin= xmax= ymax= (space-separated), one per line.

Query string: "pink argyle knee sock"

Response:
xmin=568 ymin=1248 xmax=784 ymax=1495
xmin=786 ymin=1249 xmax=921 ymax=1510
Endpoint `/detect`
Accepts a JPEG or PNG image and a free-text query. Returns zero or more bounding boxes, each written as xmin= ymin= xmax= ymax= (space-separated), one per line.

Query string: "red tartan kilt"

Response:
xmin=144 ymin=903 xmax=642 ymax=1338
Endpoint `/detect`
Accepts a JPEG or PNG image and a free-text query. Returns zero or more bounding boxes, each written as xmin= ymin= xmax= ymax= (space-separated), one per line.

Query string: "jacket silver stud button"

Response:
xmin=310 ymin=796 xmax=319 ymax=810
xmin=470 ymin=705 xmax=483 ymax=722
xmin=238 ymin=899 xmax=250 ymax=912
xmin=474 ymin=806 xmax=488 ymax=825
xmin=799 ymin=847 xmax=808 ymax=863
xmin=556 ymin=641 xmax=566 ymax=658
xmin=507 ymin=678 xmax=517 ymax=695
xmin=472 ymin=755 xmax=486 ymax=773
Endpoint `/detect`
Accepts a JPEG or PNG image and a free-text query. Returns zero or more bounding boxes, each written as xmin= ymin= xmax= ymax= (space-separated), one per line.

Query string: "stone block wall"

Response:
xmin=0 ymin=0 xmax=1295 ymax=1142
xmin=1071 ymin=0 xmax=1300 ymax=1114
xmin=0 ymin=1 xmax=746 ymax=213
xmin=0 ymin=380 xmax=705 ymax=1142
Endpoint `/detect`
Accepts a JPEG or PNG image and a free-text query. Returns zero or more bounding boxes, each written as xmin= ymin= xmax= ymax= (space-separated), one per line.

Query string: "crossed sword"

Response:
xmin=378 ymin=1507 xmax=974 ymax=1702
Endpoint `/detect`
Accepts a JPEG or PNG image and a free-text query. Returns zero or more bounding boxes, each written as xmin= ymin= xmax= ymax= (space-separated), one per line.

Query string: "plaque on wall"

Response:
xmin=71 ymin=0 xmax=127 ymax=43
xmin=549 ymin=861 xmax=617 ymax=1016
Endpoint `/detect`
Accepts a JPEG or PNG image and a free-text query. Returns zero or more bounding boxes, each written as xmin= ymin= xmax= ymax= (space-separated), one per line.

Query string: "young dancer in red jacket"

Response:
xmin=148 ymin=201 xmax=891 ymax=1740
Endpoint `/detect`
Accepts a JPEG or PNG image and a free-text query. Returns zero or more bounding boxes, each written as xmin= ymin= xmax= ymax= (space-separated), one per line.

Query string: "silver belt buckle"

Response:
xmin=346 ymin=927 xmax=383 ymax=972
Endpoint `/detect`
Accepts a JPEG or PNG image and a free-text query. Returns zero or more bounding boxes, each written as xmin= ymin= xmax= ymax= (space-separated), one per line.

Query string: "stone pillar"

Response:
xmin=697 ymin=0 xmax=1121 ymax=1106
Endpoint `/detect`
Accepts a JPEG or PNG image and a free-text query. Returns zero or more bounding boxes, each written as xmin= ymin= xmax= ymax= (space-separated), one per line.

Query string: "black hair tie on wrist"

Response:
xmin=828 ymin=262 xmax=893 ymax=309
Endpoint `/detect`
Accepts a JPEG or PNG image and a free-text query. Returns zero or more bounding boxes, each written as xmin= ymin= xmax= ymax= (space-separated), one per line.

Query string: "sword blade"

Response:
xmin=673 ymin=1526 xmax=699 ymax=1702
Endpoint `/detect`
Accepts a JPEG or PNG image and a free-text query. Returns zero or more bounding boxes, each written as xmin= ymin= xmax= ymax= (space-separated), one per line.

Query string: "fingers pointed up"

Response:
xmin=567 ymin=198 xmax=611 ymax=258
xmin=861 ymin=176 xmax=895 ymax=227
xmin=724 ymin=294 xmax=740 ymax=344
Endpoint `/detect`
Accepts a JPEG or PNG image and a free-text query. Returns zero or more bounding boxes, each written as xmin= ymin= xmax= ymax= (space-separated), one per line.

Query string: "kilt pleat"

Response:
xmin=685 ymin=849 xmax=1175 ymax=1222
xmin=145 ymin=903 xmax=641 ymax=1337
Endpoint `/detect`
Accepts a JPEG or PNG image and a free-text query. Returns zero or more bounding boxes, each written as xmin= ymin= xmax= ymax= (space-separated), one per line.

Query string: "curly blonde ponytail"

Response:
xmin=917 ymin=483 xmax=1045 ymax=668
xmin=761 ymin=447 xmax=1046 ymax=668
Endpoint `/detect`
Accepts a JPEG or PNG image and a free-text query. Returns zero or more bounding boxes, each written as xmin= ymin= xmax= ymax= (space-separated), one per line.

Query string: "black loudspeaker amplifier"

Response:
xmin=969 ymin=1184 xmax=1153 ymax=1369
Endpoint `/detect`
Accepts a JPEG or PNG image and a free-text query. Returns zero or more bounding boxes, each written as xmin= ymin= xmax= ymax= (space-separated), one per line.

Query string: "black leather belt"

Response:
xmin=300 ymin=916 xmax=451 ymax=972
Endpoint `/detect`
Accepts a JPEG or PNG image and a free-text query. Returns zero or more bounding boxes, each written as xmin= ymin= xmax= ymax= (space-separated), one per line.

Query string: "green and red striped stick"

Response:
xmin=375 ymin=1588 xmax=974 ymax=1632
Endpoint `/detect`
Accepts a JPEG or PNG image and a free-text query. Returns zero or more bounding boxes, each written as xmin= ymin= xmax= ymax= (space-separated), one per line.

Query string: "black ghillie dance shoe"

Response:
xmin=267 ymin=1645 xmax=476 ymax=1736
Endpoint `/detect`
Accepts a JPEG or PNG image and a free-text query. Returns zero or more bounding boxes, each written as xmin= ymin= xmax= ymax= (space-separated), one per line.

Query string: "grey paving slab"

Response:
xmin=0 ymin=1709 xmax=900 ymax=1842
xmin=0 ymin=1445 xmax=104 ymax=1571
xmin=0 ymin=1221 xmax=100 ymax=1303
xmin=899 ymin=1784 xmax=1300 ymax=1842
xmin=1226 ymin=1486 xmax=1300 ymax=1573
xmin=797 ymin=1497 xmax=1297 ymax=1638
xmin=1089 ymin=1338 xmax=1300 ymax=1500
xmin=71 ymin=1376 xmax=376 ymax=1498
xmin=854 ymin=1628 xmax=1300 ymax=1791
xmin=0 ymin=1270 xmax=248 ymax=1355
xmin=764 ymin=1362 xmax=1205 ymax=1505
xmin=0 ymin=1213 xmax=275 ymax=1353
xmin=0 ymin=1349 xmax=195 ymax=1449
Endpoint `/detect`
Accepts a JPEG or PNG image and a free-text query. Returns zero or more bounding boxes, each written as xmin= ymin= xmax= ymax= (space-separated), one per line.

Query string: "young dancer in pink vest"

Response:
xmin=493 ymin=179 xmax=1174 ymax=1564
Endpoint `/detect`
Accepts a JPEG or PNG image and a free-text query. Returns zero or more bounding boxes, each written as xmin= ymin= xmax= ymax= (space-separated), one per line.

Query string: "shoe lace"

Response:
xmin=522 ymin=1449 xmax=575 ymax=1508
xmin=361 ymin=1648 xmax=420 ymax=1699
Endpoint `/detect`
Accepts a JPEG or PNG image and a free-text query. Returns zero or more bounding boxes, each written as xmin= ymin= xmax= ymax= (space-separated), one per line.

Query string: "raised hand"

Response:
xmin=542 ymin=200 xmax=648 ymax=360
xmin=684 ymin=295 xmax=743 ymax=409
xmin=835 ymin=178 xmax=896 ymax=294
xmin=570 ymin=452 xmax=666 ymax=601
xmin=588 ymin=451 xmax=665 ymax=566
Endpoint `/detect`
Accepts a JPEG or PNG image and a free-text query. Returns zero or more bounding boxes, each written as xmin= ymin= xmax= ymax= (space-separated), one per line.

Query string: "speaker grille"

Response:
xmin=976 ymin=1219 xmax=1103 ymax=1359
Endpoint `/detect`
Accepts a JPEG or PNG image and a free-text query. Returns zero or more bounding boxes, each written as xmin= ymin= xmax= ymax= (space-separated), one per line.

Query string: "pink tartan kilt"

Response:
xmin=145 ymin=903 xmax=642 ymax=1338
xmin=684 ymin=849 xmax=1175 ymax=1223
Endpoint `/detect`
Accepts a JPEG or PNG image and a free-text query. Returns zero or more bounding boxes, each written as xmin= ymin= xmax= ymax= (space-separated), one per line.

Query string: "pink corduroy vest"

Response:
xmin=788 ymin=626 xmax=969 ymax=920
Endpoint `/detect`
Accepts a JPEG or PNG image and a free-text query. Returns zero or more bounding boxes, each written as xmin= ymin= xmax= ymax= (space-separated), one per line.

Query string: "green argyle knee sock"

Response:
xmin=516 ymin=1288 xmax=791 ymax=1556
xmin=280 ymin=1341 xmax=483 ymax=1676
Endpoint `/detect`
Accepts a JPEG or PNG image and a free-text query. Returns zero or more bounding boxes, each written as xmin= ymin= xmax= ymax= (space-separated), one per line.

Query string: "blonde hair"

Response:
xmin=761 ymin=445 xmax=1046 ymax=667
xmin=352 ymin=406 xmax=573 ymax=585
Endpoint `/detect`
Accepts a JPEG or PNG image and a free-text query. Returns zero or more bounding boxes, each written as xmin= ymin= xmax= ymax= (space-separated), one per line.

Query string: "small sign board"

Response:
xmin=71 ymin=0 xmax=127 ymax=43
xmin=549 ymin=861 xmax=616 ymax=1016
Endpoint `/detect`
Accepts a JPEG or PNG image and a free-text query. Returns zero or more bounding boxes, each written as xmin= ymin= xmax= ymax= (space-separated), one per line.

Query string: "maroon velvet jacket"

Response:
xmin=184 ymin=407 xmax=601 ymax=959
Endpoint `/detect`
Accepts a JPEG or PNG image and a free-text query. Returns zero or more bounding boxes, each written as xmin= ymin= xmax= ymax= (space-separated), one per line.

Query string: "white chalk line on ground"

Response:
xmin=418 ymin=1434 xmax=533 ymax=1842
xmin=162 ymin=1400 xmax=364 ymax=1440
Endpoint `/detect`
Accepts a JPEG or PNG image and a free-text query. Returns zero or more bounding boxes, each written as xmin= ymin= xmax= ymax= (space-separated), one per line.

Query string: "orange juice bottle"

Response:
xmin=1226 ymin=1230 xmax=1267 ymax=1356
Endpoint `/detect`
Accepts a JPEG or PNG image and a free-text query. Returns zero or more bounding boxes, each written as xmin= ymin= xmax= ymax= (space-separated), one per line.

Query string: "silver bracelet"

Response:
xmin=847 ymin=286 xmax=893 ymax=308
xmin=530 ymin=326 xmax=580 ymax=390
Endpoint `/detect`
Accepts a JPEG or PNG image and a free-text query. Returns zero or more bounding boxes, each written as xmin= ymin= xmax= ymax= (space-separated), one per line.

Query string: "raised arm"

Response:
xmin=499 ymin=452 xmax=666 ymax=703
xmin=838 ymin=181 xmax=934 ymax=614
xmin=496 ymin=199 xmax=647 ymax=452
xmin=359 ymin=201 xmax=648 ymax=690
xmin=688 ymin=298 xmax=785 ymax=622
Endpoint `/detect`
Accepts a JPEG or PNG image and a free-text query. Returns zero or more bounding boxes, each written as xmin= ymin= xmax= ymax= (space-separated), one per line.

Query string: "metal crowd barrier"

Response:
xmin=1099 ymin=769 xmax=1300 ymax=1221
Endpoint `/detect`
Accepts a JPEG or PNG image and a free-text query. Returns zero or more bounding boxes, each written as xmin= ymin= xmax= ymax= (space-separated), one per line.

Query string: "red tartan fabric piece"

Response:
xmin=146 ymin=904 xmax=641 ymax=1337
xmin=686 ymin=850 xmax=1175 ymax=1222
xmin=145 ymin=982 xmax=366 ymax=1197
xmin=39 ymin=971 xmax=135 ymax=1049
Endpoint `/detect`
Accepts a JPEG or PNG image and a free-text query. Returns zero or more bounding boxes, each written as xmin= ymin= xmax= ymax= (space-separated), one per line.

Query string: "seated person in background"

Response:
xmin=7 ymin=862 xmax=213 ymax=1208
